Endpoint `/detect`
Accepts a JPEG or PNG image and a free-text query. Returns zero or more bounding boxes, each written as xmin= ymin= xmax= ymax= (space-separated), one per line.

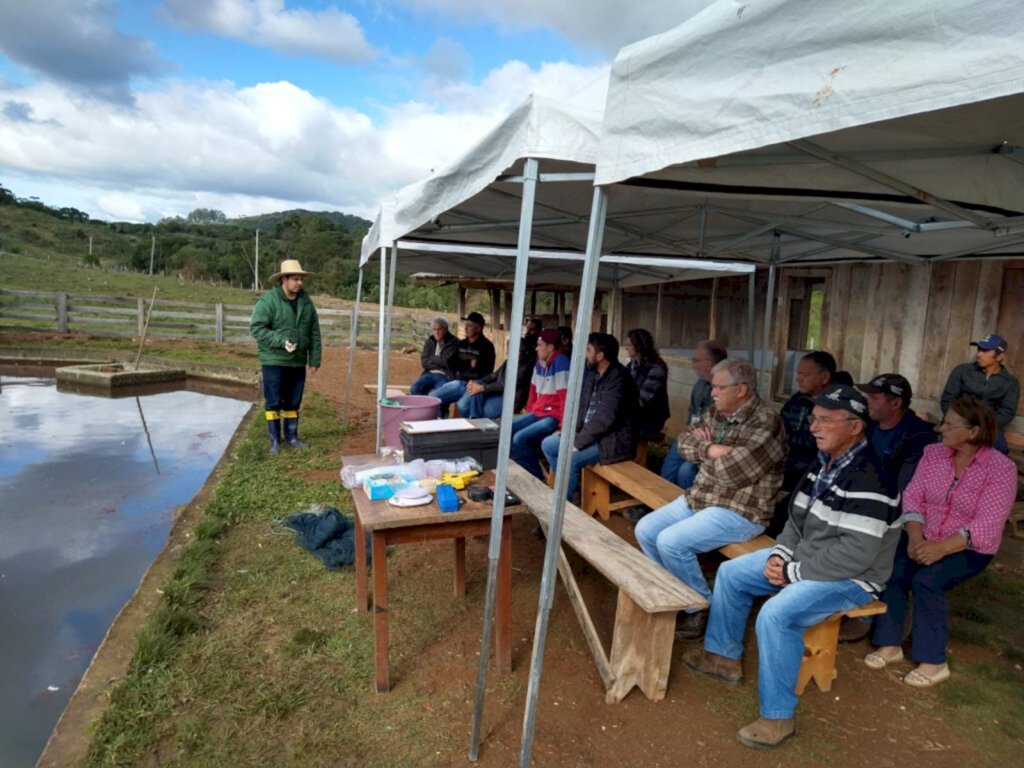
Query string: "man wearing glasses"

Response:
xmin=683 ymin=384 xmax=901 ymax=750
xmin=635 ymin=358 xmax=786 ymax=641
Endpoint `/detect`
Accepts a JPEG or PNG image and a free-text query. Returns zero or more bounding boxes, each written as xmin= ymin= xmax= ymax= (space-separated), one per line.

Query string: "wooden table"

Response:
xmin=342 ymin=455 xmax=521 ymax=693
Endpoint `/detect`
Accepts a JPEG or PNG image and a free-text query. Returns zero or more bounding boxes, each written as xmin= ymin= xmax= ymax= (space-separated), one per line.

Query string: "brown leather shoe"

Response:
xmin=674 ymin=609 xmax=709 ymax=640
xmin=682 ymin=648 xmax=743 ymax=685
xmin=737 ymin=717 xmax=795 ymax=749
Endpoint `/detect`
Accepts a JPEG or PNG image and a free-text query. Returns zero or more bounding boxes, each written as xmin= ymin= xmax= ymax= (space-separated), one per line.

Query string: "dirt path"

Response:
xmin=307 ymin=343 xmax=991 ymax=768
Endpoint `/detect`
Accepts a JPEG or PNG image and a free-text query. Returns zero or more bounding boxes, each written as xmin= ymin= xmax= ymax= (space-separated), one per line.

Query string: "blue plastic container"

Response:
xmin=435 ymin=483 xmax=460 ymax=513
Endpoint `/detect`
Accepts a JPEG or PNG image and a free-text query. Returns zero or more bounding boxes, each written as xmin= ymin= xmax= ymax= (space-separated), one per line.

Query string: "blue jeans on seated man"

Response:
xmin=659 ymin=439 xmax=699 ymax=489
xmin=540 ymin=432 xmax=600 ymax=502
xmin=509 ymin=413 xmax=559 ymax=479
xmin=457 ymin=392 xmax=504 ymax=420
xmin=411 ymin=371 xmax=447 ymax=396
xmin=704 ymin=549 xmax=872 ymax=720
xmin=428 ymin=379 xmax=468 ymax=416
xmin=635 ymin=494 xmax=765 ymax=608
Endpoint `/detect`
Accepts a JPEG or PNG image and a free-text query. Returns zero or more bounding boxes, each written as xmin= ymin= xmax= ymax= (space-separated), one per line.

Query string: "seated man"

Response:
xmin=510 ymin=329 xmax=569 ymax=478
xmin=838 ymin=372 xmax=937 ymax=642
xmin=636 ymin=358 xmax=786 ymax=640
xmin=683 ymin=384 xmax=901 ymax=749
xmin=770 ymin=351 xmax=837 ymax=536
xmin=541 ymin=332 xmax=635 ymax=502
xmin=428 ymin=311 xmax=496 ymax=416
xmin=411 ymin=316 xmax=458 ymax=395
xmin=940 ymin=333 xmax=1019 ymax=453
xmin=661 ymin=340 xmax=728 ymax=489
xmin=458 ymin=335 xmax=536 ymax=420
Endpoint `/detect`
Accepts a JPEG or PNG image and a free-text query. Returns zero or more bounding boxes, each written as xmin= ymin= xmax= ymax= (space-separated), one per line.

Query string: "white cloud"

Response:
xmin=391 ymin=0 xmax=715 ymax=54
xmin=161 ymin=0 xmax=377 ymax=63
xmin=0 ymin=55 xmax=607 ymax=223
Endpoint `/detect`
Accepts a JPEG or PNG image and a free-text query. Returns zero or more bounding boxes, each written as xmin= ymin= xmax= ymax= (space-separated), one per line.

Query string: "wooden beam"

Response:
xmin=708 ymin=278 xmax=719 ymax=339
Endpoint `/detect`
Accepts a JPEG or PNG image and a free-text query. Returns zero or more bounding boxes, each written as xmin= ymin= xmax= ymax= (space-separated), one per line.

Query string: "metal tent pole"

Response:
xmin=518 ymin=186 xmax=607 ymax=768
xmin=468 ymin=157 xmax=539 ymax=761
xmin=759 ymin=233 xmax=780 ymax=395
xmin=342 ymin=266 xmax=364 ymax=425
xmin=374 ymin=248 xmax=389 ymax=450
xmin=747 ymin=269 xmax=756 ymax=364
xmin=382 ymin=241 xmax=399 ymax=395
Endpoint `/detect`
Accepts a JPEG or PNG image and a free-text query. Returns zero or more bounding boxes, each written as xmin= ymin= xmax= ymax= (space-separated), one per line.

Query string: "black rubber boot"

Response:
xmin=282 ymin=414 xmax=308 ymax=449
xmin=266 ymin=412 xmax=281 ymax=454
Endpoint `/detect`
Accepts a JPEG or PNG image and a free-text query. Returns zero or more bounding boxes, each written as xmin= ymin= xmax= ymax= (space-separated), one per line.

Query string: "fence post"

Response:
xmin=138 ymin=298 xmax=145 ymax=335
xmin=215 ymin=302 xmax=224 ymax=342
xmin=57 ymin=292 xmax=68 ymax=333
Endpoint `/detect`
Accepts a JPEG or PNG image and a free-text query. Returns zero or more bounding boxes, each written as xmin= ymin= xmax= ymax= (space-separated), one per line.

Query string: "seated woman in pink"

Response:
xmin=865 ymin=397 xmax=1017 ymax=686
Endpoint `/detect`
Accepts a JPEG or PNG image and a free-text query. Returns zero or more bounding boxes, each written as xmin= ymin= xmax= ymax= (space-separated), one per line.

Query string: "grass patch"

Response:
xmin=83 ymin=393 xmax=463 ymax=768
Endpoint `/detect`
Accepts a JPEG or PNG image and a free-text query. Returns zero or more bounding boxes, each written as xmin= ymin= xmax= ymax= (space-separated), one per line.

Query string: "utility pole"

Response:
xmin=148 ymin=233 xmax=155 ymax=276
xmin=254 ymin=229 xmax=260 ymax=292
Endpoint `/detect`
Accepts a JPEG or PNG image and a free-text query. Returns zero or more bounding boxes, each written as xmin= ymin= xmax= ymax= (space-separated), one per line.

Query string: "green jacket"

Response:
xmin=250 ymin=285 xmax=322 ymax=368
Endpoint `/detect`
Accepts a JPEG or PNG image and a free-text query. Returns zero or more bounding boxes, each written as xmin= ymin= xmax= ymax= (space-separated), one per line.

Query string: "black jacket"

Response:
xmin=420 ymin=332 xmax=458 ymax=373
xmin=868 ymin=409 xmax=938 ymax=493
xmin=446 ymin=335 xmax=496 ymax=382
xmin=779 ymin=391 xmax=818 ymax=492
xmin=574 ymin=362 xmax=636 ymax=464
xmin=474 ymin=358 xmax=532 ymax=413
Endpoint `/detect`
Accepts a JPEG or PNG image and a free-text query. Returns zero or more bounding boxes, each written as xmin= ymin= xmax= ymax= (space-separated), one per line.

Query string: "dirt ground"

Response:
xmin=307 ymin=344 xmax=1013 ymax=768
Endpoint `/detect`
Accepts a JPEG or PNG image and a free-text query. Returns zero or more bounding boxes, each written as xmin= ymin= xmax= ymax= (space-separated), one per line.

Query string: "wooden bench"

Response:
xmin=363 ymin=384 xmax=411 ymax=398
xmin=507 ymin=462 xmax=707 ymax=704
xmin=581 ymin=460 xmax=776 ymax=556
xmin=580 ymin=459 xmax=886 ymax=694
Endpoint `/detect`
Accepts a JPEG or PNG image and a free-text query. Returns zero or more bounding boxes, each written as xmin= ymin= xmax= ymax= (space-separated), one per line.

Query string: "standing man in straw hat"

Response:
xmin=251 ymin=259 xmax=322 ymax=452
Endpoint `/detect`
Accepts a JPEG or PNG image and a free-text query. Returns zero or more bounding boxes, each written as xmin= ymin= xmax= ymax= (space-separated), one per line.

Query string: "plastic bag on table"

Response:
xmin=341 ymin=457 xmax=427 ymax=488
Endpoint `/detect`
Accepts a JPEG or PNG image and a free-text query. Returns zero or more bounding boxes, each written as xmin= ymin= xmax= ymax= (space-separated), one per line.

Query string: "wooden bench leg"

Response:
xmin=798 ymin=614 xmax=842 ymax=694
xmin=582 ymin=467 xmax=612 ymax=520
xmin=605 ymin=590 xmax=676 ymax=704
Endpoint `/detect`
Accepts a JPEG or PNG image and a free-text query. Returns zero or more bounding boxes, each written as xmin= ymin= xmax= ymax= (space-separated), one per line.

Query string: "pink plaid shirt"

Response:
xmin=902 ymin=443 xmax=1017 ymax=554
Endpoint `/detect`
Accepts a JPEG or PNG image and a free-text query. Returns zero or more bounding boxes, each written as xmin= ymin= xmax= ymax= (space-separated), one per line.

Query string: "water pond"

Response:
xmin=0 ymin=375 xmax=250 ymax=767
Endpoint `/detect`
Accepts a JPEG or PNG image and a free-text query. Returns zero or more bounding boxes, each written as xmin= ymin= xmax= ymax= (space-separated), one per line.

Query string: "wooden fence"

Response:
xmin=0 ymin=289 xmax=434 ymax=349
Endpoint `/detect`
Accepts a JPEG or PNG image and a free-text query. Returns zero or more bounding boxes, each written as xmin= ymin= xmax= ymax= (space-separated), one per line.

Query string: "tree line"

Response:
xmin=0 ymin=182 xmax=457 ymax=310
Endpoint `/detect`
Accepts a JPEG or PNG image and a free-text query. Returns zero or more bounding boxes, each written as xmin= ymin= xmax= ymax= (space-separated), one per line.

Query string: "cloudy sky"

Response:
xmin=0 ymin=0 xmax=711 ymax=223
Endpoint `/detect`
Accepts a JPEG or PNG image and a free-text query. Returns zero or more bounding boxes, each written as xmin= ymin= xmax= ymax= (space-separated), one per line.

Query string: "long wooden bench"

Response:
xmin=507 ymin=462 xmax=707 ymax=704
xmin=581 ymin=461 xmax=776 ymax=557
xmin=580 ymin=459 xmax=885 ymax=694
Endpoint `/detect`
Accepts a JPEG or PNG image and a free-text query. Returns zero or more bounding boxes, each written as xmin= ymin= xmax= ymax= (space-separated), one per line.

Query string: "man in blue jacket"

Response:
xmin=250 ymin=259 xmax=322 ymax=452
xmin=683 ymin=384 xmax=901 ymax=749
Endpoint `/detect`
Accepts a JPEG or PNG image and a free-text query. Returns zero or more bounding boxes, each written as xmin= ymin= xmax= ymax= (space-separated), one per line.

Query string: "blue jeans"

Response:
xmin=458 ymin=393 xmax=503 ymax=420
xmin=510 ymin=414 xmax=559 ymax=479
xmin=659 ymin=439 xmax=699 ymax=489
xmin=705 ymin=549 xmax=873 ymax=719
xmin=635 ymin=495 xmax=764 ymax=607
xmin=411 ymin=371 xmax=447 ymax=396
xmin=428 ymin=379 xmax=468 ymax=416
xmin=871 ymin=533 xmax=992 ymax=664
xmin=262 ymin=365 xmax=306 ymax=412
xmin=541 ymin=432 xmax=600 ymax=502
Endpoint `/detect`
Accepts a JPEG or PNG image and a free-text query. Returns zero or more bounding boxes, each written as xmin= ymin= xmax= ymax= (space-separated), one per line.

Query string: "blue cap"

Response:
xmin=971 ymin=334 xmax=1007 ymax=354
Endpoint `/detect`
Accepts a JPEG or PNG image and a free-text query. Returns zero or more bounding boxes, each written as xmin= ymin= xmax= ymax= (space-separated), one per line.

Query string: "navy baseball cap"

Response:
xmin=971 ymin=334 xmax=1007 ymax=353
xmin=857 ymin=373 xmax=912 ymax=401
xmin=812 ymin=384 xmax=869 ymax=421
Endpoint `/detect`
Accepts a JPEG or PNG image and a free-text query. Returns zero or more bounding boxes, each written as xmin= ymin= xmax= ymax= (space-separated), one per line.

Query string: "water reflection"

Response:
xmin=0 ymin=376 xmax=250 ymax=767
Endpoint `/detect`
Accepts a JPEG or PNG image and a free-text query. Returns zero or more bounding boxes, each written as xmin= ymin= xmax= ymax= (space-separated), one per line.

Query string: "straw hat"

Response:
xmin=270 ymin=259 xmax=313 ymax=285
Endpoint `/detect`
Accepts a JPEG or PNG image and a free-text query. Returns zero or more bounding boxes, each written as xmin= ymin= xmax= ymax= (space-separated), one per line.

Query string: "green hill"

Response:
xmin=0 ymin=183 xmax=455 ymax=310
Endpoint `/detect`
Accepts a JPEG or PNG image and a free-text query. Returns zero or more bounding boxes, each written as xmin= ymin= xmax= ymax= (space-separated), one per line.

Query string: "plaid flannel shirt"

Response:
xmin=678 ymin=393 xmax=787 ymax=525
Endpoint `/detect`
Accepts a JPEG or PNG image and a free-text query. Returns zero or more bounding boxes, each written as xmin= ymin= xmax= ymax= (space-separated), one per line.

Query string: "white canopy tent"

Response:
xmin=507 ymin=1 xmax=1024 ymax=765
xmin=351 ymin=94 xmax=755 ymax=765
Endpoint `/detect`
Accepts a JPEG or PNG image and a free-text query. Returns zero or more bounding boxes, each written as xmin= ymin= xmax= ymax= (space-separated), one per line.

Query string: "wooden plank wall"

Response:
xmin=820 ymin=260 xmax=1024 ymax=423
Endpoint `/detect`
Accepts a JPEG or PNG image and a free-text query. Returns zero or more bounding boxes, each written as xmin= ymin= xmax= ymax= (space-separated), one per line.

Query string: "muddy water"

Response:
xmin=0 ymin=376 xmax=250 ymax=767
